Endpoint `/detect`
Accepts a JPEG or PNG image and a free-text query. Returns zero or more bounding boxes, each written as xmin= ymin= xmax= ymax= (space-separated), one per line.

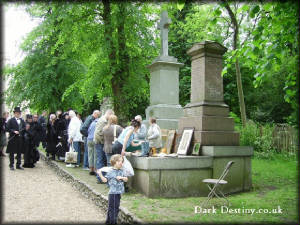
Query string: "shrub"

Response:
xmin=236 ymin=121 xmax=278 ymax=159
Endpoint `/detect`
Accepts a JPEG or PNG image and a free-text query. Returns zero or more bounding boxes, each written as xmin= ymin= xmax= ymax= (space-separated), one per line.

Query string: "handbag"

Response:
xmin=65 ymin=143 xmax=78 ymax=164
xmin=112 ymin=125 xmax=117 ymax=144
xmin=122 ymin=156 xmax=134 ymax=177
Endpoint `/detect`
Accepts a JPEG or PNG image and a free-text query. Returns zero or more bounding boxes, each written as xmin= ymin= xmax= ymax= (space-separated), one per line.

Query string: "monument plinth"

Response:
xmin=178 ymin=41 xmax=239 ymax=147
xmin=145 ymin=11 xmax=183 ymax=130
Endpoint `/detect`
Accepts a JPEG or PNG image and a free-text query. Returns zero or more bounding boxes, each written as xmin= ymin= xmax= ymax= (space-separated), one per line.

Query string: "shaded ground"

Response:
xmin=1 ymin=155 xmax=105 ymax=223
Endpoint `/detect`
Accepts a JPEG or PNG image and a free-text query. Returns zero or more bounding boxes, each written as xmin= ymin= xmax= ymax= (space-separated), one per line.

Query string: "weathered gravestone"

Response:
xmin=176 ymin=40 xmax=253 ymax=195
xmin=145 ymin=11 xmax=184 ymax=130
xmin=178 ymin=41 xmax=240 ymax=148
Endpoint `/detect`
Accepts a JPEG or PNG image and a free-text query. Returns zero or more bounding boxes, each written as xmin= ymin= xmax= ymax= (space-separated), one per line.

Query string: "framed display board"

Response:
xmin=177 ymin=127 xmax=194 ymax=155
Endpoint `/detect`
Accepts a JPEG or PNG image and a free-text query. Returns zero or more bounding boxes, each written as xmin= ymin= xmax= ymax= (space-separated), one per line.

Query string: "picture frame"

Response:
xmin=177 ymin=127 xmax=194 ymax=155
xmin=192 ymin=142 xmax=201 ymax=156
xmin=165 ymin=130 xmax=176 ymax=154
xmin=173 ymin=133 xmax=182 ymax=154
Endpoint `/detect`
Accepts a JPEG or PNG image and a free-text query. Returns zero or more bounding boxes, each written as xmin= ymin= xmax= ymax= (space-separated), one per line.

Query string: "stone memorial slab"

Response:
xmin=145 ymin=11 xmax=183 ymax=130
xmin=177 ymin=41 xmax=239 ymax=147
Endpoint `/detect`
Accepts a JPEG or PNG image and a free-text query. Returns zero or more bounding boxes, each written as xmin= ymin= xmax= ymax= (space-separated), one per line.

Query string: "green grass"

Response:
xmin=121 ymin=155 xmax=298 ymax=224
xmin=39 ymin=147 xmax=298 ymax=223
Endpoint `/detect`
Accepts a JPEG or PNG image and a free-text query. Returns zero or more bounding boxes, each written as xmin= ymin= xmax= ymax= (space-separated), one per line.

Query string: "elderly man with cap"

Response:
xmin=6 ymin=107 xmax=26 ymax=170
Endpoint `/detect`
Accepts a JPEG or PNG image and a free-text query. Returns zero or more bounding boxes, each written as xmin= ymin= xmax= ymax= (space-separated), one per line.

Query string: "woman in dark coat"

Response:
xmin=46 ymin=114 xmax=58 ymax=160
xmin=6 ymin=107 xmax=26 ymax=170
xmin=55 ymin=112 xmax=69 ymax=161
xmin=23 ymin=122 xmax=35 ymax=168
xmin=32 ymin=114 xmax=43 ymax=148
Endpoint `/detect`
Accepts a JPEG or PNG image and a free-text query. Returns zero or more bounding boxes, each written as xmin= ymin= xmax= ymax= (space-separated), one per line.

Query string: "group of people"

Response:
xmin=80 ymin=109 xmax=163 ymax=224
xmin=80 ymin=109 xmax=163 ymax=184
xmin=1 ymin=106 xmax=163 ymax=172
xmin=1 ymin=106 xmax=163 ymax=224
xmin=1 ymin=107 xmax=47 ymax=169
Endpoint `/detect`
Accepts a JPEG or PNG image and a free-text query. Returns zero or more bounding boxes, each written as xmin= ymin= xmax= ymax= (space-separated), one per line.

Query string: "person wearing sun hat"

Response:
xmin=6 ymin=107 xmax=26 ymax=170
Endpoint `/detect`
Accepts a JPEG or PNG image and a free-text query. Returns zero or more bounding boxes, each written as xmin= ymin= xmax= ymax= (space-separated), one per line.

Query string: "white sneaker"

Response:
xmin=82 ymin=167 xmax=89 ymax=170
xmin=66 ymin=164 xmax=75 ymax=168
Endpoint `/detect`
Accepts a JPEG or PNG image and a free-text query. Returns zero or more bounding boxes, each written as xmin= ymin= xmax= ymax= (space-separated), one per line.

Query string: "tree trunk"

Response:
xmin=235 ymin=59 xmax=247 ymax=126
xmin=114 ymin=3 xmax=129 ymax=122
xmin=103 ymin=0 xmax=120 ymax=115
xmin=223 ymin=1 xmax=247 ymax=127
xmin=103 ymin=1 xmax=130 ymax=121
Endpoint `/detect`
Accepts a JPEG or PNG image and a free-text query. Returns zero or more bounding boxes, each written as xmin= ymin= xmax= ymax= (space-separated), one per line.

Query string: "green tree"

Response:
xmin=168 ymin=1 xmax=298 ymax=128
xmin=4 ymin=2 xmax=158 ymax=121
xmin=241 ymin=1 xmax=299 ymax=126
xmin=167 ymin=3 xmax=224 ymax=107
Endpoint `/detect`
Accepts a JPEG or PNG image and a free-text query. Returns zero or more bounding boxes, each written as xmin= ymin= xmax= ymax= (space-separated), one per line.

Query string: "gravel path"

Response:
xmin=2 ymin=156 xmax=106 ymax=223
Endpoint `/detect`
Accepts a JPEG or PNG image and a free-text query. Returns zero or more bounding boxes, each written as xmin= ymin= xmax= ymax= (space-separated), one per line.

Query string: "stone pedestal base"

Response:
xmin=145 ymin=104 xmax=183 ymax=130
xmin=177 ymin=104 xmax=239 ymax=147
xmin=145 ymin=57 xmax=184 ymax=130
xmin=127 ymin=146 xmax=253 ymax=198
xmin=202 ymin=146 xmax=253 ymax=193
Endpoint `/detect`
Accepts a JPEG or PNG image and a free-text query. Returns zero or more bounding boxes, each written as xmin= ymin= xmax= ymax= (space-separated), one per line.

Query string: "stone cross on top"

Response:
xmin=158 ymin=11 xmax=171 ymax=56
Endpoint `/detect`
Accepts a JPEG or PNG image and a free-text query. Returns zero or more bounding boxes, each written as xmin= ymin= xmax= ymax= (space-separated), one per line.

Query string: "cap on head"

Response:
xmin=135 ymin=115 xmax=142 ymax=122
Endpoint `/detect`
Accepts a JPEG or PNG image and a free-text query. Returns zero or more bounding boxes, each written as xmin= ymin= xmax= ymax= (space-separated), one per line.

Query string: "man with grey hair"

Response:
xmin=94 ymin=109 xmax=114 ymax=182
xmin=80 ymin=110 xmax=101 ymax=170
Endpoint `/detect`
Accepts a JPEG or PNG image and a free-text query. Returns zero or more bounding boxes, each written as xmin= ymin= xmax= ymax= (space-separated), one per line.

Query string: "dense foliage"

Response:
xmin=166 ymin=1 xmax=299 ymax=127
xmin=5 ymin=2 xmax=159 ymax=121
xmin=4 ymin=1 xmax=299 ymax=127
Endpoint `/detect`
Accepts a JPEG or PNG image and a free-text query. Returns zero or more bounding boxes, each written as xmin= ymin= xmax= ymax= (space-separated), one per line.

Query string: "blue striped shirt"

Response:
xmin=87 ymin=118 xmax=99 ymax=141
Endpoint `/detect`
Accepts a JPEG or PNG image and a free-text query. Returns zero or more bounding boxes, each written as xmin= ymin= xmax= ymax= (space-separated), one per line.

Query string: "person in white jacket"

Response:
xmin=67 ymin=110 xmax=83 ymax=167
xmin=147 ymin=117 xmax=162 ymax=154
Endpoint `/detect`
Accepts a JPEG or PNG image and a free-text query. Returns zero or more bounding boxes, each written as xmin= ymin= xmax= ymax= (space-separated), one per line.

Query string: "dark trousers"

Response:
xmin=9 ymin=152 xmax=21 ymax=168
xmin=106 ymin=194 xmax=121 ymax=225
xmin=46 ymin=152 xmax=56 ymax=160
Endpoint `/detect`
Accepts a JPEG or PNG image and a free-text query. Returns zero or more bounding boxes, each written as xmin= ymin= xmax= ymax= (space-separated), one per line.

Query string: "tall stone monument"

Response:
xmin=145 ymin=11 xmax=184 ymax=130
xmin=178 ymin=41 xmax=240 ymax=148
xmin=127 ymin=40 xmax=253 ymax=198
